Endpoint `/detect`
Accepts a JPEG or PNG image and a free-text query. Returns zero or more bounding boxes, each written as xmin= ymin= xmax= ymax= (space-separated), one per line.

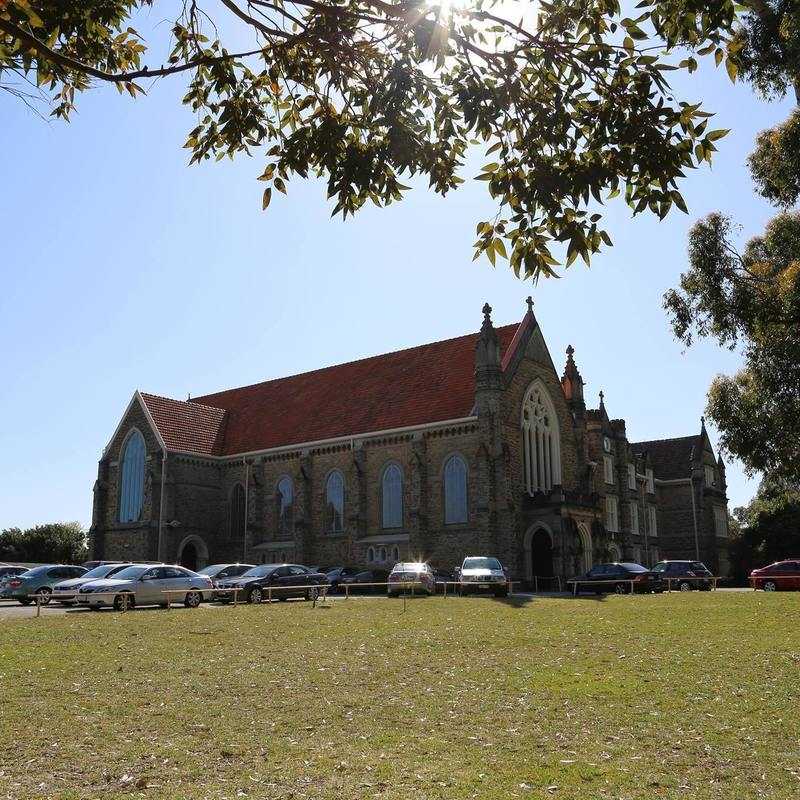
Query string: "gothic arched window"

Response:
xmin=119 ymin=430 xmax=145 ymax=522
xmin=325 ymin=471 xmax=345 ymax=533
xmin=276 ymin=476 xmax=294 ymax=534
xmin=521 ymin=381 xmax=562 ymax=495
xmin=230 ymin=483 xmax=246 ymax=539
xmin=381 ymin=463 xmax=403 ymax=529
xmin=443 ymin=454 xmax=468 ymax=524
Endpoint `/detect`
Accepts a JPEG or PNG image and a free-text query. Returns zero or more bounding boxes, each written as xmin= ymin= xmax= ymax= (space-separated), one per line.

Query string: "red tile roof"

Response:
xmin=140 ymin=393 xmax=228 ymax=456
xmin=141 ymin=323 xmax=521 ymax=457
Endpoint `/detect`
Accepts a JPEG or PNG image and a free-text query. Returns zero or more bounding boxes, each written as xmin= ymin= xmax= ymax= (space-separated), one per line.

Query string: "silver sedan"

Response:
xmin=76 ymin=564 xmax=213 ymax=611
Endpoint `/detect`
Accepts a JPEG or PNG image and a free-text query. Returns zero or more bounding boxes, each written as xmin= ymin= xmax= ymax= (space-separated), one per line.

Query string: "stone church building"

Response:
xmin=90 ymin=301 xmax=730 ymax=583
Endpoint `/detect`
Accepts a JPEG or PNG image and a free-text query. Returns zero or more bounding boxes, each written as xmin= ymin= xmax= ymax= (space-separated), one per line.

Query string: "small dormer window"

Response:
xmin=705 ymin=465 xmax=716 ymax=486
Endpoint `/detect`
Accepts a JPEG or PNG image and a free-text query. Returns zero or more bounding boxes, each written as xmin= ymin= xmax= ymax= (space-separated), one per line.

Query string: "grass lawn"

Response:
xmin=1 ymin=592 xmax=798 ymax=800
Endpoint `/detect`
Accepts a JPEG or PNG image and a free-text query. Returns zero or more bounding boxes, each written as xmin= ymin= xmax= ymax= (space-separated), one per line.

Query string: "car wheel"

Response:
xmin=184 ymin=590 xmax=202 ymax=609
xmin=113 ymin=593 xmax=134 ymax=611
xmin=248 ymin=587 xmax=263 ymax=604
xmin=306 ymin=587 xmax=319 ymax=601
xmin=614 ymin=583 xmax=628 ymax=595
xmin=763 ymin=580 xmax=778 ymax=592
xmin=36 ymin=588 xmax=52 ymax=605
xmin=679 ymin=580 xmax=692 ymax=592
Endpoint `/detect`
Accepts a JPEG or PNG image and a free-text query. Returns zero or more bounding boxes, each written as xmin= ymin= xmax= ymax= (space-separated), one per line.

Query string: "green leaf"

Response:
xmin=262 ymin=187 xmax=272 ymax=210
xmin=725 ymin=58 xmax=738 ymax=83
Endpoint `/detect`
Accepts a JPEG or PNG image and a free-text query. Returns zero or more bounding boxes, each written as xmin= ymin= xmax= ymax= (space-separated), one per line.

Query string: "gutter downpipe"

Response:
xmin=157 ymin=448 xmax=167 ymax=562
xmin=689 ymin=474 xmax=700 ymax=561
xmin=243 ymin=458 xmax=250 ymax=562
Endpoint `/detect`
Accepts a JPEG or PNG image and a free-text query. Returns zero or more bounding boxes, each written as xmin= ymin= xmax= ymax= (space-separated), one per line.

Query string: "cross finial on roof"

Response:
xmin=700 ymin=415 xmax=706 ymax=429
xmin=599 ymin=389 xmax=605 ymax=406
xmin=526 ymin=296 xmax=534 ymax=314
xmin=187 ymin=392 xmax=191 ymax=401
xmin=482 ymin=302 xmax=492 ymax=322
xmin=566 ymin=344 xmax=574 ymax=360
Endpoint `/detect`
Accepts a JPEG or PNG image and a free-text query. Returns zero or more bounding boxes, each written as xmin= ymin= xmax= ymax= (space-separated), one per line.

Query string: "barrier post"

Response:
xmin=233 ymin=588 xmax=238 ymax=607
xmin=630 ymin=580 xmax=635 ymax=595
xmin=345 ymin=584 xmax=350 ymax=600
xmin=165 ymin=591 xmax=171 ymax=610
xmin=36 ymin=593 xmax=42 ymax=618
xmin=713 ymin=577 xmax=718 ymax=591
xmin=268 ymin=586 xmax=272 ymax=603
xmin=534 ymin=576 xmax=538 ymax=593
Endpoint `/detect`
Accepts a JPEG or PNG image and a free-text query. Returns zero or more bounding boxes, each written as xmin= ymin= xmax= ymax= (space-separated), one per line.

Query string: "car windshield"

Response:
xmin=652 ymin=562 xmax=668 ymax=573
xmin=82 ymin=564 xmax=125 ymax=579
xmin=19 ymin=567 xmax=49 ymax=577
xmin=108 ymin=565 xmax=150 ymax=580
xmin=393 ymin=563 xmax=425 ymax=573
xmin=197 ymin=564 xmax=226 ymax=576
xmin=463 ymin=557 xmax=502 ymax=571
xmin=620 ymin=563 xmax=648 ymax=572
xmin=241 ymin=565 xmax=276 ymax=577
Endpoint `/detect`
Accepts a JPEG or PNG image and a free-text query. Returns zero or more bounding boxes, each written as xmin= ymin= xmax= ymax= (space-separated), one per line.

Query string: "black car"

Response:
xmin=216 ymin=563 xmax=329 ymax=603
xmin=651 ymin=560 xmax=713 ymax=591
xmin=199 ymin=563 xmax=256 ymax=588
xmin=328 ymin=567 xmax=389 ymax=594
xmin=325 ymin=566 xmax=365 ymax=592
xmin=575 ymin=562 xmax=663 ymax=594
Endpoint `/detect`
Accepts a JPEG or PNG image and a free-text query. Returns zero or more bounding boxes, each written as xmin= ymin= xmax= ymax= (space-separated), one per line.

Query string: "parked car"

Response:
xmin=51 ymin=562 xmax=130 ymax=605
xmin=76 ymin=564 xmax=213 ymax=610
xmin=1 ymin=565 xmax=88 ymax=605
xmin=457 ymin=557 xmax=510 ymax=597
xmin=387 ymin=562 xmax=436 ymax=596
xmin=325 ymin=566 xmax=365 ymax=592
xmin=575 ymin=562 xmax=663 ymax=594
xmin=198 ymin=563 xmax=256 ymax=586
xmin=216 ymin=563 xmax=329 ymax=603
xmin=0 ymin=565 xmax=27 ymax=593
xmin=750 ymin=560 xmax=800 ymax=591
xmin=651 ymin=560 xmax=713 ymax=591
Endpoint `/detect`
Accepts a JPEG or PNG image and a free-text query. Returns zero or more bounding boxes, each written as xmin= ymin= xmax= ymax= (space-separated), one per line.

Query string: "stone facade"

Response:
xmin=90 ymin=302 xmax=731 ymax=582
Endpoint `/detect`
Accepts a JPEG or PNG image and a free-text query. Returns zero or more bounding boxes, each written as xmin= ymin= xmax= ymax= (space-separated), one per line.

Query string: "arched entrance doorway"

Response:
xmin=531 ymin=529 xmax=554 ymax=577
xmin=524 ymin=524 xmax=555 ymax=584
xmin=181 ymin=542 xmax=198 ymax=571
xmin=177 ymin=535 xmax=209 ymax=571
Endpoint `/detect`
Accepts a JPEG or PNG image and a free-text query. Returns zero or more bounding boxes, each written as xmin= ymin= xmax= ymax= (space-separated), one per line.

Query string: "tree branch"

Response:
xmin=0 ymin=17 xmax=273 ymax=83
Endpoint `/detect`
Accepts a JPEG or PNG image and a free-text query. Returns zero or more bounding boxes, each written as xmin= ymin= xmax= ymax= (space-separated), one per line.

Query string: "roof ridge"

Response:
xmin=195 ymin=321 xmax=521 ymax=402
xmin=140 ymin=391 xmax=227 ymax=415
xmin=631 ymin=434 xmax=699 ymax=447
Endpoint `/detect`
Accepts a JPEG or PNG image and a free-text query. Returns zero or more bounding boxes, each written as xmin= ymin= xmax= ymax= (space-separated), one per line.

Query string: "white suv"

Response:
xmin=458 ymin=557 xmax=509 ymax=597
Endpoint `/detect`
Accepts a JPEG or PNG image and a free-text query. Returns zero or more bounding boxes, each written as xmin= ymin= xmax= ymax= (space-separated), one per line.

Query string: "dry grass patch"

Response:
xmin=0 ymin=592 xmax=798 ymax=799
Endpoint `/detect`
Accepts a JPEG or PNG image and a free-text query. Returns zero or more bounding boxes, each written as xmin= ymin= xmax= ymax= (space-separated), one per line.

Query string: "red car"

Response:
xmin=750 ymin=560 xmax=800 ymax=591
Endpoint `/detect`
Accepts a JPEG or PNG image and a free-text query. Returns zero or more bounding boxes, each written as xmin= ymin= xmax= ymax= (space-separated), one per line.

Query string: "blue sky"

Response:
xmin=0 ymin=10 xmax=793 ymax=530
